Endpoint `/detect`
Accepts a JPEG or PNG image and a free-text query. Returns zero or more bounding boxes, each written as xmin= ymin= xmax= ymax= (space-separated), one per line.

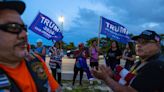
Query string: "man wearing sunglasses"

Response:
xmin=0 ymin=1 xmax=61 ymax=92
xmin=92 ymin=30 xmax=164 ymax=92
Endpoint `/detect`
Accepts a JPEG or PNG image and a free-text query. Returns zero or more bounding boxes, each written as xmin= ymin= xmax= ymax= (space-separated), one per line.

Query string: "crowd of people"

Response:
xmin=0 ymin=0 xmax=164 ymax=92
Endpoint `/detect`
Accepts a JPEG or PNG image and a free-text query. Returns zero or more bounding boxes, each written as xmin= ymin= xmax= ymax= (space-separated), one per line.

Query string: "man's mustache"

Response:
xmin=14 ymin=40 xmax=27 ymax=47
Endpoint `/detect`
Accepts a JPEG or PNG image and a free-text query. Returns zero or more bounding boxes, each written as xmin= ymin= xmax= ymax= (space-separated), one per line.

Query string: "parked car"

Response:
xmin=66 ymin=50 xmax=76 ymax=58
xmin=67 ymin=47 xmax=90 ymax=58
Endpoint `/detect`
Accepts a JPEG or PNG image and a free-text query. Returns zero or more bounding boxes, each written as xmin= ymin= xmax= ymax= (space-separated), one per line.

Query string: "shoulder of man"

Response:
xmin=148 ymin=54 xmax=164 ymax=72
xmin=158 ymin=54 xmax=164 ymax=62
xmin=152 ymin=54 xmax=164 ymax=64
xmin=156 ymin=54 xmax=164 ymax=66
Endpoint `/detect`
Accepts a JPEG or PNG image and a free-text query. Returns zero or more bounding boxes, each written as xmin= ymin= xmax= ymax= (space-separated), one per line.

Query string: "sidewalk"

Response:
xmin=46 ymin=56 xmax=126 ymax=80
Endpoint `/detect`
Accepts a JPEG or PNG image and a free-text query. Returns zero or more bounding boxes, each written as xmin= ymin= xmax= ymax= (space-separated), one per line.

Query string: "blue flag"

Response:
xmin=29 ymin=12 xmax=63 ymax=41
xmin=100 ymin=17 xmax=131 ymax=44
xmin=77 ymin=57 xmax=93 ymax=80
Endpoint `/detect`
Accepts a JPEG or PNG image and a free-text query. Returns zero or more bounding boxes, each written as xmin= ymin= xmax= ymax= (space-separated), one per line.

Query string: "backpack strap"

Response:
xmin=0 ymin=69 xmax=11 ymax=90
xmin=0 ymin=69 xmax=21 ymax=92
xmin=25 ymin=52 xmax=50 ymax=92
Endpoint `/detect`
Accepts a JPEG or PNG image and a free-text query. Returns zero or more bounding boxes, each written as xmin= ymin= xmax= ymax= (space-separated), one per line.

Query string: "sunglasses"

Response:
xmin=135 ymin=39 xmax=156 ymax=45
xmin=0 ymin=23 xmax=27 ymax=34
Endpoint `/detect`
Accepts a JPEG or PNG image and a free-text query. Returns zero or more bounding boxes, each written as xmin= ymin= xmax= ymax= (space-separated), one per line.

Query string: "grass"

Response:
xmin=61 ymin=80 xmax=112 ymax=92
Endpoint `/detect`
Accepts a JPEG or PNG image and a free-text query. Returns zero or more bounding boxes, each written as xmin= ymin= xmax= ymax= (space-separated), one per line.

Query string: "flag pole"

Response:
xmin=98 ymin=16 xmax=102 ymax=48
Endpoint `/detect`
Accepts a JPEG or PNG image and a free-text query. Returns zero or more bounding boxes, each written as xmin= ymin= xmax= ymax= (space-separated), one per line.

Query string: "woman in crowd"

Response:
xmin=122 ymin=42 xmax=136 ymax=70
xmin=105 ymin=41 xmax=122 ymax=70
xmin=89 ymin=40 xmax=99 ymax=70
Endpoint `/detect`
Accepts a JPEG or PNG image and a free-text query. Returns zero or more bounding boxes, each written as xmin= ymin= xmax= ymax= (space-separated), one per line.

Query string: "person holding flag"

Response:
xmin=72 ymin=43 xmax=93 ymax=86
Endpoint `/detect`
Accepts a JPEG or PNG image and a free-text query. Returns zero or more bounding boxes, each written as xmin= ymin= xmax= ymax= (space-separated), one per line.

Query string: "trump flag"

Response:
xmin=29 ymin=12 xmax=63 ymax=41
xmin=100 ymin=17 xmax=131 ymax=44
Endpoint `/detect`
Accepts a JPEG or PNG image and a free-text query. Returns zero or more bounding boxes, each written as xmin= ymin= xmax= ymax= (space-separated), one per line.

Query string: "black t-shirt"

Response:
xmin=106 ymin=49 xmax=122 ymax=63
xmin=130 ymin=54 xmax=164 ymax=92
xmin=124 ymin=50 xmax=134 ymax=62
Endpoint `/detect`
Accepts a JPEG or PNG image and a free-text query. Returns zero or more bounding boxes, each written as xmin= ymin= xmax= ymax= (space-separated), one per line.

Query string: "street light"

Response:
xmin=58 ymin=16 xmax=64 ymax=49
xmin=58 ymin=16 xmax=64 ymax=33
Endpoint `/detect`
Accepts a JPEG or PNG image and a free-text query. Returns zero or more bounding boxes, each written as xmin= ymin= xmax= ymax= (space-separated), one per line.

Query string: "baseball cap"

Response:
xmin=0 ymin=0 xmax=25 ymax=15
xmin=132 ymin=30 xmax=161 ymax=42
xmin=36 ymin=39 xmax=42 ymax=43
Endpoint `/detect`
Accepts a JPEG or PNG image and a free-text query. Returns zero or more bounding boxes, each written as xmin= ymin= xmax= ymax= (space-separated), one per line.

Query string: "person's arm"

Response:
xmin=125 ymin=55 xmax=136 ymax=61
xmin=123 ymin=51 xmax=136 ymax=61
xmin=122 ymin=50 xmax=126 ymax=59
xmin=60 ymin=49 xmax=64 ymax=57
xmin=104 ymin=77 xmax=137 ymax=92
xmin=116 ymin=55 xmax=122 ymax=60
xmin=41 ymin=47 xmax=46 ymax=56
xmin=91 ymin=65 xmax=137 ymax=92
xmin=48 ymin=47 xmax=53 ymax=57
xmin=81 ymin=49 xmax=89 ymax=58
xmin=116 ymin=50 xmax=122 ymax=59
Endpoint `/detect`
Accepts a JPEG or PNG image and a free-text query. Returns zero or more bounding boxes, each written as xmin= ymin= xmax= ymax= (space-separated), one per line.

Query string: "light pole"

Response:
xmin=58 ymin=16 xmax=64 ymax=49
xmin=58 ymin=16 xmax=64 ymax=34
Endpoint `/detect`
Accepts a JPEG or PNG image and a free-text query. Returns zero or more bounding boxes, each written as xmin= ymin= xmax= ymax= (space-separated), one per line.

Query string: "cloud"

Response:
xmin=63 ymin=8 xmax=100 ymax=45
xmin=102 ymin=0 xmax=164 ymax=23
xmin=92 ymin=0 xmax=164 ymax=34
xmin=141 ymin=22 xmax=159 ymax=28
